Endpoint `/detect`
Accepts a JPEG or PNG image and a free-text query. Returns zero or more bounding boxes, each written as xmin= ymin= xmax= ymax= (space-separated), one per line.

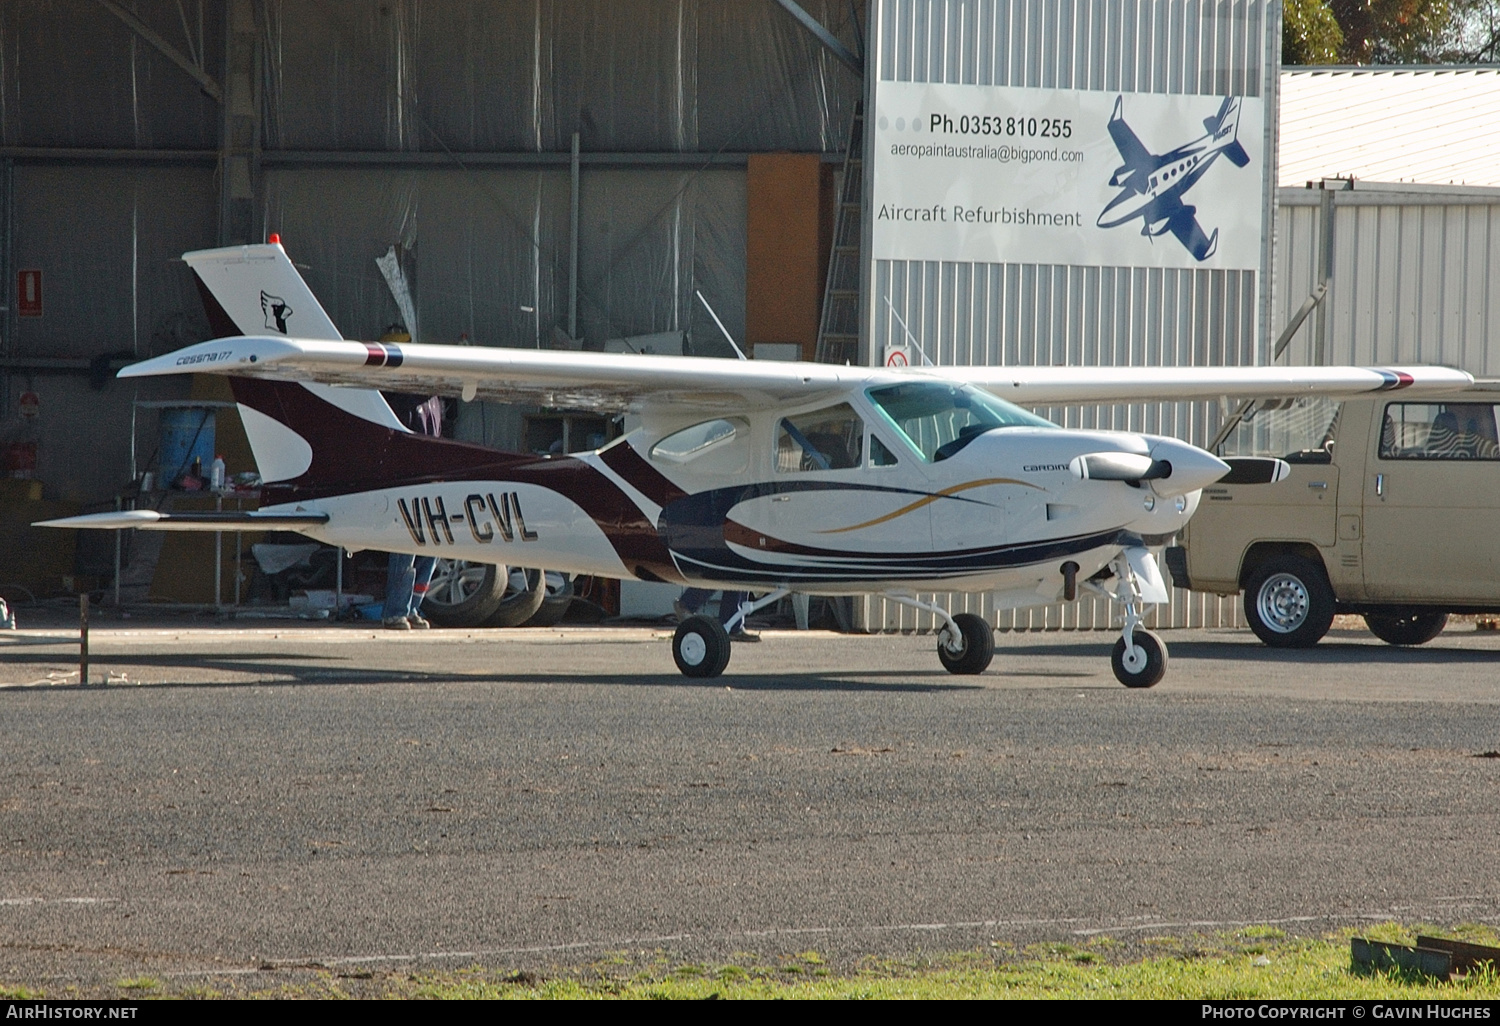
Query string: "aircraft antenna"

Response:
xmin=695 ymin=290 xmax=748 ymax=360
xmin=883 ymin=297 xmax=934 ymax=366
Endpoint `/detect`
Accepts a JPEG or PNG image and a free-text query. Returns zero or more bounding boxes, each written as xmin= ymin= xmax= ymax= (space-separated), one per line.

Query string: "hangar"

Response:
xmin=1 ymin=2 xmax=1496 ymax=630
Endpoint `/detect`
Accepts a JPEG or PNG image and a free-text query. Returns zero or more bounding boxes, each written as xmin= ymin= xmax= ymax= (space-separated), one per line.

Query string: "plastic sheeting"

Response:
xmin=11 ymin=165 xmax=216 ymax=358
xmin=262 ymin=165 xmax=746 ymax=353
xmin=261 ymin=0 xmax=863 ymax=154
xmin=0 ymin=0 xmax=221 ymax=148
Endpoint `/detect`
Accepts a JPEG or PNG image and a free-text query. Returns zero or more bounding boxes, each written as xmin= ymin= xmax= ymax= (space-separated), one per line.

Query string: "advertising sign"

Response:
xmin=871 ymin=84 xmax=1266 ymax=271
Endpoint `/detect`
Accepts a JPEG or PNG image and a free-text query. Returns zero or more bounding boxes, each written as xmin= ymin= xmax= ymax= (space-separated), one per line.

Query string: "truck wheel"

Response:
xmin=1243 ymin=555 xmax=1335 ymax=648
xmin=1363 ymin=609 xmax=1448 ymax=646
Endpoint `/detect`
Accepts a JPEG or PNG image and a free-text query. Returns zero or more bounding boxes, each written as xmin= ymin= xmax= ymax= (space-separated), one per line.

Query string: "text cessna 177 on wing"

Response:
xmin=41 ymin=242 xmax=1472 ymax=686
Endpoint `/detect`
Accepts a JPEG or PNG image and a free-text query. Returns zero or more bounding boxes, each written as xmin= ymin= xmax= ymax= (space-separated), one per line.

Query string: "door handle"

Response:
xmin=1375 ymin=473 xmax=1384 ymax=497
xmin=1307 ymin=481 xmax=1328 ymax=490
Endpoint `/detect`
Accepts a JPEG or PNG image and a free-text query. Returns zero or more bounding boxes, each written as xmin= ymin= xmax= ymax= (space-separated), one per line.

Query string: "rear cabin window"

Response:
xmin=650 ymin=418 xmax=750 ymax=473
xmin=1380 ymin=403 xmax=1500 ymax=461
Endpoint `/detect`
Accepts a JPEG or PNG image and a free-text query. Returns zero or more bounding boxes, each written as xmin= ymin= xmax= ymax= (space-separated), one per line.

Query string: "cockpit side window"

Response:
xmin=776 ymin=403 xmax=864 ymax=472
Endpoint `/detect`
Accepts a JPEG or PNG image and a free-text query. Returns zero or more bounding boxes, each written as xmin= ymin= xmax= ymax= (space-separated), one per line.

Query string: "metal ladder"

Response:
xmin=815 ymin=103 xmax=863 ymax=366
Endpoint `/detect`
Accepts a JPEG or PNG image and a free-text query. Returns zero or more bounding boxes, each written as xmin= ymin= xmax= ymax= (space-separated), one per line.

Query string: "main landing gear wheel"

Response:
xmin=937 ymin=613 xmax=995 ymax=675
xmin=1363 ymin=608 xmax=1448 ymax=646
xmin=1112 ymin=628 xmax=1167 ymax=688
xmin=673 ymin=615 xmax=731 ymax=678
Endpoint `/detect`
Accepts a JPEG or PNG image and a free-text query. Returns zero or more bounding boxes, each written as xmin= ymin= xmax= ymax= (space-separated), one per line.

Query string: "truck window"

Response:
xmin=1218 ymin=396 xmax=1341 ymax=463
xmin=1379 ymin=403 xmax=1500 ymax=460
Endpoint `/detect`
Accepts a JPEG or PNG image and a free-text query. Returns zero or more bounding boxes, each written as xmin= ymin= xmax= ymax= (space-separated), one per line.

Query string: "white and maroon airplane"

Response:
xmin=41 ymin=241 xmax=1472 ymax=686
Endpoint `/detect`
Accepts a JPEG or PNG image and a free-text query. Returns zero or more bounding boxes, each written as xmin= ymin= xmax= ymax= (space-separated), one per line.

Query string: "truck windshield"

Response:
xmin=1218 ymin=396 xmax=1341 ymax=462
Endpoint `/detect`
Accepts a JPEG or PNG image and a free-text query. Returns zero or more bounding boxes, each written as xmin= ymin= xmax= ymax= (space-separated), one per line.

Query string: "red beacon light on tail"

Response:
xmin=268 ymin=233 xmax=281 ymax=245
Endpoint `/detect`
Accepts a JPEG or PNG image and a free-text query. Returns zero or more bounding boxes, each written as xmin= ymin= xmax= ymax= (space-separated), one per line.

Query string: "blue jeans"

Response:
xmin=384 ymin=553 xmax=437 ymax=619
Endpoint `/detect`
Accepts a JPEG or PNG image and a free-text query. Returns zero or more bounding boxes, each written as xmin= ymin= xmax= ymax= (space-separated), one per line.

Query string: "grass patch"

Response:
xmin=383 ymin=924 xmax=1500 ymax=1000
xmin=0 ymin=985 xmax=43 ymax=1000
xmin=115 ymin=977 xmax=161 ymax=993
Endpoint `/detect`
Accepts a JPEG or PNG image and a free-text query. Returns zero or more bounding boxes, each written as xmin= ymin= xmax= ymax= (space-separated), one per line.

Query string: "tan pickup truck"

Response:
xmin=1165 ymin=392 xmax=1500 ymax=647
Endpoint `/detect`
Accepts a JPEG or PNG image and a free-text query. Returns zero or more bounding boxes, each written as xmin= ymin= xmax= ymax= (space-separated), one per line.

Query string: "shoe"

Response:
xmin=407 ymin=614 xmax=431 ymax=630
xmin=728 ymin=629 xmax=760 ymax=643
xmin=672 ymin=600 xmax=691 ymax=622
xmin=382 ymin=616 xmax=411 ymax=630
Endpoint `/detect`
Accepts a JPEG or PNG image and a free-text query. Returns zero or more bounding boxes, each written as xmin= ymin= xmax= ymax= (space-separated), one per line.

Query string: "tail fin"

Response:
xmin=182 ymin=241 xmax=404 ymax=477
xmin=184 ymin=242 xmax=344 ymax=341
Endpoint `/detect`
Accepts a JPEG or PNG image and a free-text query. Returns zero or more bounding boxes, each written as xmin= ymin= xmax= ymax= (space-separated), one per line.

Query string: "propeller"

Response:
xmin=1217 ymin=457 xmax=1292 ymax=484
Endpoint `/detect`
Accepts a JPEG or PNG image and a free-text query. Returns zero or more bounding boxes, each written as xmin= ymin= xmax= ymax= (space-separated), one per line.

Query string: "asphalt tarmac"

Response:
xmin=2 ymin=615 xmax=1498 ymax=992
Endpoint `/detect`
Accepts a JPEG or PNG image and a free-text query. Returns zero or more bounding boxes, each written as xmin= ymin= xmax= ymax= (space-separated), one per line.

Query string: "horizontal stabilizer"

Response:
xmin=34 ymin=509 xmax=330 ymax=532
xmin=1222 ymin=139 xmax=1250 ymax=167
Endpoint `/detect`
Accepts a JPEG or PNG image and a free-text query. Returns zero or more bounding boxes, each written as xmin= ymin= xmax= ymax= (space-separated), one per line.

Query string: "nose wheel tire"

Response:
xmin=1243 ymin=555 xmax=1335 ymax=648
xmin=673 ymin=615 xmax=731 ymax=678
xmin=1112 ymin=628 xmax=1167 ymax=688
xmin=937 ymin=613 xmax=995 ymax=675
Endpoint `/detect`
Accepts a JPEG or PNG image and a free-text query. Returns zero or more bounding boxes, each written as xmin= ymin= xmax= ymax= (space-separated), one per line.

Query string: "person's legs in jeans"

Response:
xmin=408 ymin=556 xmax=437 ymax=627
xmin=383 ymin=552 xmax=416 ymax=627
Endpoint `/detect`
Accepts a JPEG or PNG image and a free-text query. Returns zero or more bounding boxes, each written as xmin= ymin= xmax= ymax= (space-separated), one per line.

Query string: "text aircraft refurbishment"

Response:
xmin=41 ymin=243 xmax=1472 ymax=686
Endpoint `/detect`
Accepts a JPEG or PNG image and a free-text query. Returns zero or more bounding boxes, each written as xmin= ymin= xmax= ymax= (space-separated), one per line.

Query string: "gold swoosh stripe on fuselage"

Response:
xmin=817 ymin=477 xmax=1040 ymax=534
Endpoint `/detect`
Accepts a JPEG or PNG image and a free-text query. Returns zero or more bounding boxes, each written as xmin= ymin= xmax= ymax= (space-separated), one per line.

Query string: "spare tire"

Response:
xmin=520 ymin=572 xmax=575 ymax=628
xmin=422 ymin=560 xmax=507 ymax=627
xmin=484 ymin=568 xmax=547 ymax=627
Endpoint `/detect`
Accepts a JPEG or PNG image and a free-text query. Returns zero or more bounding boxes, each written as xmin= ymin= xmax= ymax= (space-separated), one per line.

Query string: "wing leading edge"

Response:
xmin=121 ymin=334 xmax=1475 ymax=411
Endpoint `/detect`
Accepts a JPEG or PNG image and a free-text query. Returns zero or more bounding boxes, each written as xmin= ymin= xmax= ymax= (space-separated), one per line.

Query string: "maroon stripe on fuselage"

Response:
xmin=599 ymin=442 xmax=688 ymax=507
xmin=229 ymin=378 xmax=683 ymax=582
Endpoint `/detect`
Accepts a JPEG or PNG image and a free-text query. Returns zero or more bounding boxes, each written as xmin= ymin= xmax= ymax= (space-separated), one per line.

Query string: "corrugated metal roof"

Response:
xmin=1280 ymin=67 xmax=1500 ymax=188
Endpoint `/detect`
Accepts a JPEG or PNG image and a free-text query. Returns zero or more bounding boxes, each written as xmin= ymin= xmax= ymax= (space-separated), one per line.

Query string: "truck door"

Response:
xmin=1361 ymin=401 xmax=1500 ymax=603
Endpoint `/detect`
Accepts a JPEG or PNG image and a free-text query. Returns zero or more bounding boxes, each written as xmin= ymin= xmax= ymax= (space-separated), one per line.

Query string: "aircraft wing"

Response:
xmin=121 ymin=335 xmax=1475 ymax=412
xmin=940 ymin=364 xmax=1474 ymax=404
xmin=119 ymin=335 xmax=858 ymax=413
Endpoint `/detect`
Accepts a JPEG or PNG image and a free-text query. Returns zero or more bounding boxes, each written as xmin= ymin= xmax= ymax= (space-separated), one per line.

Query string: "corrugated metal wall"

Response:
xmin=859 ymin=0 xmax=1276 ymax=632
xmin=1276 ymin=185 xmax=1500 ymax=374
xmin=0 ymin=0 xmax=863 ymax=503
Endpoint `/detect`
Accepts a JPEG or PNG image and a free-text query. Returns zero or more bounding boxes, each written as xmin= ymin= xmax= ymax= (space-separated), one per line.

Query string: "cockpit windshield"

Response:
xmin=866 ymin=382 xmax=1055 ymax=462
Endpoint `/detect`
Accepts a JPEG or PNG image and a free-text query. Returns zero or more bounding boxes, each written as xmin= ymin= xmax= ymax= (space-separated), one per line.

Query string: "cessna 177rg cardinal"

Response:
xmin=40 ymin=242 xmax=1472 ymax=686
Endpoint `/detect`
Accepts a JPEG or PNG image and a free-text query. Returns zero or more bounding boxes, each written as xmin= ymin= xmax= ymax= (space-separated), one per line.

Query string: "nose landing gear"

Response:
xmin=1104 ymin=549 xmax=1168 ymax=688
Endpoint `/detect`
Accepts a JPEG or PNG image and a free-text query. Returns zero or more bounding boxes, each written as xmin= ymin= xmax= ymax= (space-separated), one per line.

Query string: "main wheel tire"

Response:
xmin=1243 ymin=555 xmax=1335 ymax=648
xmin=937 ymin=613 xmax=995 ymax=675
xmin=673 ymin=615 xmax=731 ymax=678
xmin=422 ymin=560 xmax=508 ymax=627
xmin=1364 ymin=608 xmax=1448 ymax=646
xmin=485 ymin=568 xmax=547 ymax=627
xmin=1112 ymin=628 xmax=1168 ymax=688
xmin=520 ymin=572 xmax=575 ymax=628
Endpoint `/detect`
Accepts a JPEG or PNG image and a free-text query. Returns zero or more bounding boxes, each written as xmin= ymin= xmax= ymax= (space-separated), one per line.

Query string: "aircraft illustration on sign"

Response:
xmin=1096 ymin=95 xmax=1251 ymax=261
xmin=41 ymin=243 xmax=1471 ymax=687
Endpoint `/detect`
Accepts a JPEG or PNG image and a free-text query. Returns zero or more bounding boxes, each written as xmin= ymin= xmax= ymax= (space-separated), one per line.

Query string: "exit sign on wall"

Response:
xmin=17 ymin=269 xmax=40 ymax=317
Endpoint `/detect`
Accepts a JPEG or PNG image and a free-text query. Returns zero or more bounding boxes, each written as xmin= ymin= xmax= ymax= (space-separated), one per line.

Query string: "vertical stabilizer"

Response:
xmin=184 ymin=242 xmax=344 ymax=341
xmin=183 ymin=241 xmax=405 ymax=441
